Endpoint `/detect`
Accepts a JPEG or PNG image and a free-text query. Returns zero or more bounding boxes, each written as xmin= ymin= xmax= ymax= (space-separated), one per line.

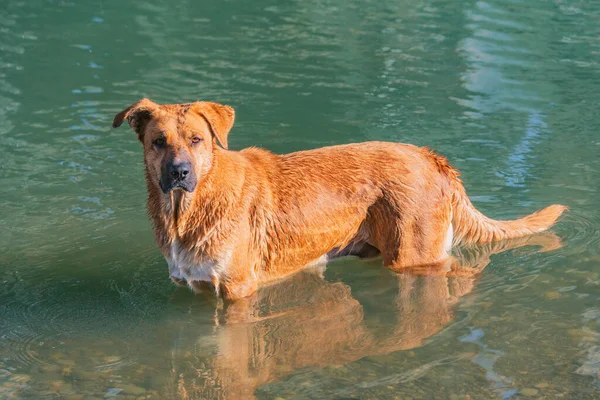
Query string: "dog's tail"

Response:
xmin=451 ymin=186 xmax=567 ymax=246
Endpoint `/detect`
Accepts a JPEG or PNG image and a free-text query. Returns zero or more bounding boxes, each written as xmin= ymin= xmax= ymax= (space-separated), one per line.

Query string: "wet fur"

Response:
xmin=113 ymin=99 xmax=568 ymax=300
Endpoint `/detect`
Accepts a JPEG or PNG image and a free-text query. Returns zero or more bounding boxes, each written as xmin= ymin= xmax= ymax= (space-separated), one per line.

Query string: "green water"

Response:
xmin=1 ymin=0 xmax=599 ymax=398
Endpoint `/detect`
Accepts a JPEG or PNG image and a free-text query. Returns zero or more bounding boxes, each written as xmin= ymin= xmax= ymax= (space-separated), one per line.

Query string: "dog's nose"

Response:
xmin=170 ymin=162 xmax=191 ymax=180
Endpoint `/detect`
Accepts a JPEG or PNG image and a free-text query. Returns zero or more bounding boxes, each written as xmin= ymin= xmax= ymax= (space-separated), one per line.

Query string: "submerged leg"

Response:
xmin=388 ymin=231 xmax=563 ymax=277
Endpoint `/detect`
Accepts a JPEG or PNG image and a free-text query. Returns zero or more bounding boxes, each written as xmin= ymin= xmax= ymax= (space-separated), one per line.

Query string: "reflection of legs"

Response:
xmin=378 ymin=232 xmax=563 ymax=353
xmin=211 ymin=272 xmax=370 ymax=398
xmin=221 ymin=268 xmax=358 ymax=325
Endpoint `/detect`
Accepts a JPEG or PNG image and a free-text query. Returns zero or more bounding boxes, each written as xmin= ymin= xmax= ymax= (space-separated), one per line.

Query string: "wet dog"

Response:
xmin=112 ymin=98 xmax=567 ymax=299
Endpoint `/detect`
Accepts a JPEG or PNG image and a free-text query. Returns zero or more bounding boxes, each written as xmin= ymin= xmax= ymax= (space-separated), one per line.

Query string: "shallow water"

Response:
xmin=1 ymin=0 xmax=600 ymax=398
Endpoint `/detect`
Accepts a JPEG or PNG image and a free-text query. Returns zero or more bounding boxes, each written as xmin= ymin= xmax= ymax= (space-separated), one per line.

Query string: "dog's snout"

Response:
xmin=160 ymin=159 xmax=196 ymax=193
xmin=159 ymin=155 xmax=197 ymax=194
xmin=170 ymin=162 xmax=191 ymax=181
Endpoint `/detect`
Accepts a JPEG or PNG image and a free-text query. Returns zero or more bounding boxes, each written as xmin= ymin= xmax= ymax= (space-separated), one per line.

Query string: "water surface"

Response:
xmin=1 ymin=0 xmax=600 ymax=398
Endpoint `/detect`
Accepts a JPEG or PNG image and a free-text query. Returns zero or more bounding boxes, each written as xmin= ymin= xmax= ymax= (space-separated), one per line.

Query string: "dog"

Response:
xmin=112 ymin=98 xmax=567 ymax=300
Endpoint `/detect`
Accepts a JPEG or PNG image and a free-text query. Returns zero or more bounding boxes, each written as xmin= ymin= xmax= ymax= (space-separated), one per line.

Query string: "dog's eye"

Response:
xmin=153 ymin=138 xmax=166 ymax=147
xmin=191 ymin=137 xmax=202 ymax=145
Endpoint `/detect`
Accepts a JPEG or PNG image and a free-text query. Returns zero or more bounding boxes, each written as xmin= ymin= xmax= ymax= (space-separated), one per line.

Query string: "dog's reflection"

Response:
xmin=166 ymin=234 xmax=561 ymax=399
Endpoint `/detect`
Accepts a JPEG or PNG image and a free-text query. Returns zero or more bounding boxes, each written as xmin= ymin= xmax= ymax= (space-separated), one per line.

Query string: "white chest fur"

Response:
xmin=166 ymin=239 xmax=226 ymax=283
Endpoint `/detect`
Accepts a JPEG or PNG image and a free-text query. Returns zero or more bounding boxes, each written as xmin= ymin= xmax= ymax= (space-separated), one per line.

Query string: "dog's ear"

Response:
xmin=190 ymin=102 xmax=235 ymax=149
xmin=112 ymin=98 xmax=160 ymax=141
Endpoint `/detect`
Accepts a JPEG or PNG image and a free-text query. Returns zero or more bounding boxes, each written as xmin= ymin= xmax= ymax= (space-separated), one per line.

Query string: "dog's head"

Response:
xmin=112 ymin=99 xmax=234 ymax=194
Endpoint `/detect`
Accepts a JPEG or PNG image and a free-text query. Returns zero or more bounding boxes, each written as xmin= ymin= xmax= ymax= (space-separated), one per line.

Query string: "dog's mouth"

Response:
xmin=159 ymin=179 xmax=197 ymax=194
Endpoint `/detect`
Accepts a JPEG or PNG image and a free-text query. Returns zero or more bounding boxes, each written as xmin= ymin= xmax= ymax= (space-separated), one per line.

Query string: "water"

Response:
xmin=1 ymin=0 xmax=599 ymax=398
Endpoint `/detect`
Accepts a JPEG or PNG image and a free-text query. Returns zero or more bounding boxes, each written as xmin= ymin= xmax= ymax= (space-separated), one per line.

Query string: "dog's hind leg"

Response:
xmin=368 ymin=198 xmax=454 ymax=269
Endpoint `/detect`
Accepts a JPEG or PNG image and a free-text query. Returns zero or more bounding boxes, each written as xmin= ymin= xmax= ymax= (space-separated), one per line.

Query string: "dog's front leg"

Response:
xmin=221 ymin=278 xmax=259 ymax=301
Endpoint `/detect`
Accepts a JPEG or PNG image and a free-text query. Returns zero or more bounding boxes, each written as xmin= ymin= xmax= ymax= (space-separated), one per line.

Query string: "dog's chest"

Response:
xmin=166 ymin=239 xmax=226 ymax=283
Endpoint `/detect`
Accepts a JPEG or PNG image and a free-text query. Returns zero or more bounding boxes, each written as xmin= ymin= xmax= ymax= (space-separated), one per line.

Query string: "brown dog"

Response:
xmin=112 ymin=98 xmax=567 ymax=300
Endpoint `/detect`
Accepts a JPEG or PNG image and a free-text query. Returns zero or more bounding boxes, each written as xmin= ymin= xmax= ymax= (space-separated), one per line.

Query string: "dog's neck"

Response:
xmin=146 ymin=148 xmax=242 ymax=253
